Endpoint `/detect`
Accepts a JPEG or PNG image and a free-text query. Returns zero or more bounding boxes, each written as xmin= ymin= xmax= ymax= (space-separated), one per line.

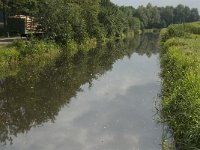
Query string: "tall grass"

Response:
xmin=160 ymin=22 xmax=200 ymax=150
xmin=0 ymin=39 xmax=61 ymax=77
xmin=0 ymin=47 xmax=20 ymax=76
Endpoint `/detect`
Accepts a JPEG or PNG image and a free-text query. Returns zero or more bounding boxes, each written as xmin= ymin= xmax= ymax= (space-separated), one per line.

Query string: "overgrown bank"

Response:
xmin=0 ymin=0 xmax=138 ymax=77
xmin=1 ymin=0 xmax=199 ymax=78
xmin=0 ymin=30 xmax=136 ymax=78
xmin=0 ymin=40 xmax=60 ymax=77
xmin=160 ymin=22 xmax=200 ymax=150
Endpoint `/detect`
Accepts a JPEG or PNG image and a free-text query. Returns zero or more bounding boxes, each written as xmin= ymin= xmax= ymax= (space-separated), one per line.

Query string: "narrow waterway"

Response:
xmin=0 ymin=33 xmax=161 ymax=150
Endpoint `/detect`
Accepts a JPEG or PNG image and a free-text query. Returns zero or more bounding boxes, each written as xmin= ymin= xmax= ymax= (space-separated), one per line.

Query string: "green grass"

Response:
xmin=160 ymin=22 xmax=200 ymax=150
xmin=0 ymin=39 xmax=61 ymax=77
xmin=0 ymin=47 xmax=20 ymax=77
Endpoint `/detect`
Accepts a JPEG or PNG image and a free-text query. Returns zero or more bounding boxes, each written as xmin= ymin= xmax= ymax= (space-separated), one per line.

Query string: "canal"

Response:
xmin=0 ymin=33 xmax=162 ymax=150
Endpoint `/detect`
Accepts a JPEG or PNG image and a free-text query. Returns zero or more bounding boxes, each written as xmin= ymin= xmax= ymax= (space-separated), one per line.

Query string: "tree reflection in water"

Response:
xmin=0 ymin=33 xmax=159 ymax=145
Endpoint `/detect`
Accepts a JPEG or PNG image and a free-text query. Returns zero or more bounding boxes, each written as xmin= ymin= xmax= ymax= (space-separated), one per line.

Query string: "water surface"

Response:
xmin=0 ymin=33 xmax=161 ymax=150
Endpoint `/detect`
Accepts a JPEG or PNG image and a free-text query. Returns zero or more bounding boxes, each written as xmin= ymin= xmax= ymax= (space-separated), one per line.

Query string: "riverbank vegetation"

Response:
xmin=0 ymin=0 xmax=199 ymax=78
xmin=1 ymin=0 xmax=199 ymax=41
xmin=0 ymin=39 xmax=60 ymax=77
xmin=160 ymin=21 xmax=200 ymax=150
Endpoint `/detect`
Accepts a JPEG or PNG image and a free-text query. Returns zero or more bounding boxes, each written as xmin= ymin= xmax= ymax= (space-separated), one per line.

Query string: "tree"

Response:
xmin=174 ymin=4 xmax=186 ymax=23
xmin=6 ymin=0 xmax=40 ymax=15
xmin=99 ymin=2 xmax=129 ymax=37
xmin=120 ymin=6 xmax=135 ymax=17
xmin=37 ymin=0 xmax=100 ymax=44
xmin=147 ymin=6 xmax=161 ymax=28
xmin=134 ymin=4 xmax=161 ymax=29
xmin=38 ymin=0 xmax=87 ymax=44
xmin=190 ymin=8 xmax=199 ymax=21
xmin=80 ymin=0 xmax=103 ymax=38
xmin=124 ymin=13 xmax=141 ymax=31
xmin=135 ymin=6 xmax=148 ymax=29
xmin=160 ymin=6 xmax=174 ymax=26
xmin=0 ymin=0 xmax=9 ymax=34
xmin=1 ymin=0 xmax=199 ymax=41
xmin=184 ymin=6 xmax=191 ymax=22
xmin=100 ymin=0 xmax=111 ymax=7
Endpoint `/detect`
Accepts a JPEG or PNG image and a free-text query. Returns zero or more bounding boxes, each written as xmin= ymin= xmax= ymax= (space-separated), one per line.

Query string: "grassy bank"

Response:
xmin=160 ymin=22 xmax=200 ymax=150
xmin=0 ymin=40 xmax=60 ymax=77
xmin=0 ymin=31 xmax=135 ymax=78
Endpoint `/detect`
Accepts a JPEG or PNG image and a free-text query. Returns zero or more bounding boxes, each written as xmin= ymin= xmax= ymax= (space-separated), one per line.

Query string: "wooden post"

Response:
xmin=2 ymin=0 xmax=7 ymax=36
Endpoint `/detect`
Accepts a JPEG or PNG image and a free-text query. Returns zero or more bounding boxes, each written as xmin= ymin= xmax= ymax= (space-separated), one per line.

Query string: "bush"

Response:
xmin=0 ymin=39 xmax=61 ymax=78
xmin=0 ymin=47 xmax=19 ymax=66
xmin=0 ymin=47 xmax=20 ymax=76
xmin=13 ymin=39 xmax=60 ymax=58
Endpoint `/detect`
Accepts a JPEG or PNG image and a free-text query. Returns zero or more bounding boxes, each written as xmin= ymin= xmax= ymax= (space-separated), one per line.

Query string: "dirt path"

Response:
xmin=0 ymin=37 xmax=26 ymax=47
xmin=0 ymin=37 xmax=21 ymax=42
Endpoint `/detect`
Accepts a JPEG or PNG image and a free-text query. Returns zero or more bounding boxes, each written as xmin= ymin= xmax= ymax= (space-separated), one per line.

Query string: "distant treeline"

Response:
xmin=121 ymin=3 xmax=200 ymax=29
xmin=0 ymin=0 xmax=199 ymax=45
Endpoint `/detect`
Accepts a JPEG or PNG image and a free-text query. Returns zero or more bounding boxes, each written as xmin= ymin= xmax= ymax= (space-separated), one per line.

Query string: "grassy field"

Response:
xmin=160 ymin=22 xmax=200 ymax=150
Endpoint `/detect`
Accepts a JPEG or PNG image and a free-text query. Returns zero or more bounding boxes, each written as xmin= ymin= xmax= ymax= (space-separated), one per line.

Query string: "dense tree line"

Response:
xmin=121 ymin=3 xmax=199 ymax=29
xmin=0 ymin=0 xmax=199 ymax=44
xmin=0 ymin=0 xmax=130 ymax=44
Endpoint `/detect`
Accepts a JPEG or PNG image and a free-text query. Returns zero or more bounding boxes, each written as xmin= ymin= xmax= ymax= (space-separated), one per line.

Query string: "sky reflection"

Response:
xmin=1 ymin=53 xmax=161 ymax=150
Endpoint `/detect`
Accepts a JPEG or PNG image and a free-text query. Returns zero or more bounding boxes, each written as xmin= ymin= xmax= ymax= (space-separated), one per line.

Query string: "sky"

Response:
xmin=111 ymin=0 xmax=200 ymax=11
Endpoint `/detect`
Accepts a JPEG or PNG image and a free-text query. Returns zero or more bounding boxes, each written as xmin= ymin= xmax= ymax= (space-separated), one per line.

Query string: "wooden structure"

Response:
xmin=7 ymin=15 xmax=41 ymax=36
xmin=0 ymin=11 xmax=3 ymax=22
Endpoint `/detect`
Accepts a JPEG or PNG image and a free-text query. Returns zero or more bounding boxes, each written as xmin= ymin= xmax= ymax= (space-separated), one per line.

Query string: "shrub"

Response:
xmin=0 ymin=39 xmax=61 ymax=78
xmin=0 ymin=47 xmax=20 ymax=76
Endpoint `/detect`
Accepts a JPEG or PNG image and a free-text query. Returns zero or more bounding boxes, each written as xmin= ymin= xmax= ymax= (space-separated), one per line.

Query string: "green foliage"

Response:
xmin=13 ymin=39 xmax=60 ymax=58
xmin=160 ymin=25 xmax=186 ymax=43
xmin=0 ymin=47 xmax=19 ymax=62
xmin=2 ymin=0 xmax=199 ymax=46
xmin=0 ymin=39 xmax=61 ymax=78
xmin=6 ymin=0 xmax=41 ymax=15
xmin=134 ymin=4 xmax=199 ymax=29
xmin=98 ymin=3 xmax=129 ymax=38
xmin=160 ymin=6 xmax=174 ymax=27
xmin=135 ymin=6 xmax=149 ymax=29
xmin=0 ymin=47 xmax=19 ymax=76
xmin=3 ymin=0 xmax=135 ymax=44
xmin=64 ymin=39 xmax=78 ymax=56
xmin=79 ymin=38 xmax=97 ymax=52
xmin=160 ymin=22 xmax=200 ymax=44
xmin=182 ymin=22 xmax=200 ymax=35
xmin=160 ymin=21 xmax=200 ymax=150
xmin=37 ymin=0 xmax=105 ymax=46
xmin=125 ymin=16 xmax=140 ymax=31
